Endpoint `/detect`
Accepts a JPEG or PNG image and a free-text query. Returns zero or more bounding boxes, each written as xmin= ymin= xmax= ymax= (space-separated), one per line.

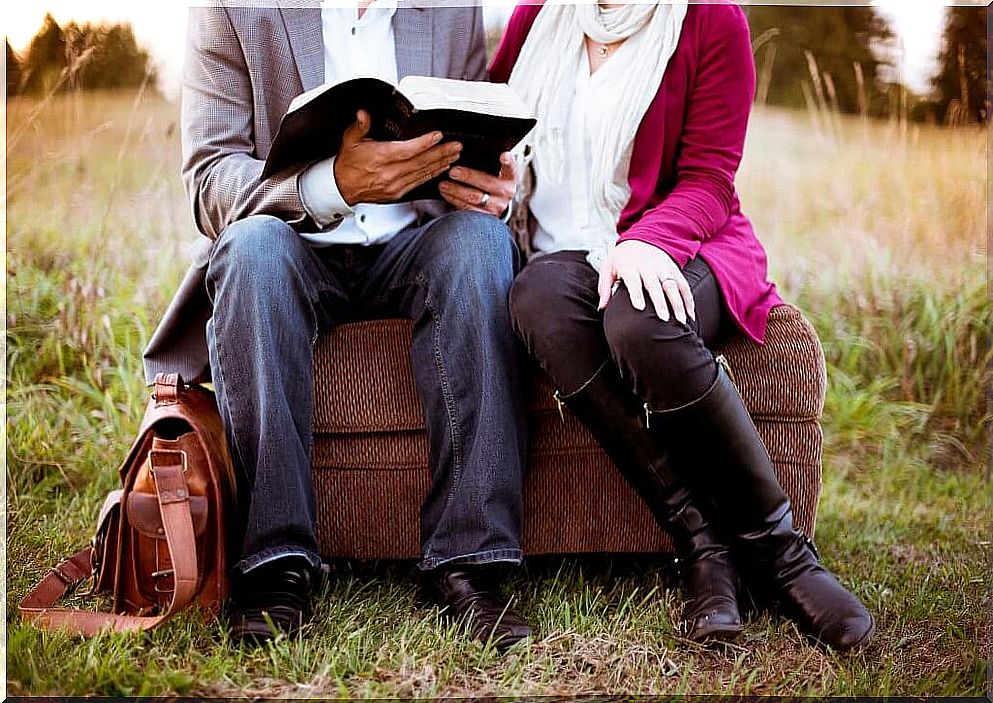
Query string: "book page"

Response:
xmin=398 ymin=76 xmax=533 ymax=119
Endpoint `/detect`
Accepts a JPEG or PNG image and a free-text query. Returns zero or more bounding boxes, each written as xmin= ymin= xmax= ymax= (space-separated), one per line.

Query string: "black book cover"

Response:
xmin=261 ymin=76 xmax=537 ymax=203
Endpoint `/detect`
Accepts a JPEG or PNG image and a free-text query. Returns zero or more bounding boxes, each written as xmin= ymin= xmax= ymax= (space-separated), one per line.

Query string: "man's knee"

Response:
xmin=208 ymin=215 xmax=302 ymax=283
xmin=425 ymin=211 xmax=516 ymax=282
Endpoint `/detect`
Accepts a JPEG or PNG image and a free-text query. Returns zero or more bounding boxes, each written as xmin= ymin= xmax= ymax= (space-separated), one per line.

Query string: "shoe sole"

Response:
xmin=684 ymin=622 xmax=743 ymax=644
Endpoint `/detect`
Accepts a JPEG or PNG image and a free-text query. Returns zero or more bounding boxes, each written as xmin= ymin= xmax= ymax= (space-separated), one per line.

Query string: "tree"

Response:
xmin=63 ymin=21 xmax=156 ymax=90
xmin=19 ymin=14 xmax=156 ymax=94
xmin=21 ymin=13 xmax=66 ymax=94
xmin=747 ymin=6 xmax=895 ymax=117
xmin=7 ymin=40 xmax=23 ymax=96
xmin=932 ymin=7 xmax=988 ymax=124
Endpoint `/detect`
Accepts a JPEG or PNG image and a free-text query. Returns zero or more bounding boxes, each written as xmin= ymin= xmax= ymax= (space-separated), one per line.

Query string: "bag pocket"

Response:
xmin=126 ymin=492 xmax=209 ymax=607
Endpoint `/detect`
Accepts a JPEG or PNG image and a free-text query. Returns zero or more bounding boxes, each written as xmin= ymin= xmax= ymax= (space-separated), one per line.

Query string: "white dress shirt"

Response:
xmin=297 ymin=0 xmax=420 ymax=246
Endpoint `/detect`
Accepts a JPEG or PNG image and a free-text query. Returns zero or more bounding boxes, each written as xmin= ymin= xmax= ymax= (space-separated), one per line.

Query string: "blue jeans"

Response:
xmin=205 ymin=211 xmax=526 ymax=575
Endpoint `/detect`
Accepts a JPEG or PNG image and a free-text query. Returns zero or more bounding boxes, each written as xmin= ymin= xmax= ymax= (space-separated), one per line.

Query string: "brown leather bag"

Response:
xmin=19 ymin=373 xmax=239 ymax=635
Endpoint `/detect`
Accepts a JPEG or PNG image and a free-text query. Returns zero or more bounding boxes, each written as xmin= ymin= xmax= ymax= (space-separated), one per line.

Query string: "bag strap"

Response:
xmin=18 ymin=452 xmax=201 ymax=635
xmin=153 ymin=372 xmax=184 ymax=406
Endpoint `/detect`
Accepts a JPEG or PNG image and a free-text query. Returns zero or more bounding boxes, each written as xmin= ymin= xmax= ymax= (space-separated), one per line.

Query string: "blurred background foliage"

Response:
xmin=7 ymin=12 xmax=155 ymax=95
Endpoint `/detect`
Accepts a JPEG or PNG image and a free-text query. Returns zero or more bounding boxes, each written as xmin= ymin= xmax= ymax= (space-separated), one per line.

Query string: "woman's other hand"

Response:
xmin=597 ymin=240 xmax=696 ymax=324
xmin=439 ymin=152 xmax=518 ymax=217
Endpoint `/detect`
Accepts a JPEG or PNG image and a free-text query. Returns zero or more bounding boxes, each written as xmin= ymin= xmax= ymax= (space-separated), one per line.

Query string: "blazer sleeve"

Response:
xmin=617 ymin=7 xmax=756 ymax=267
xmin=181 ymin=7 xmax=315 ymax=240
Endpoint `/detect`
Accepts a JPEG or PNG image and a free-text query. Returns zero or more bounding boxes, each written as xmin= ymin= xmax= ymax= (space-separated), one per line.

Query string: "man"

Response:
xmin=143 ymin=0 xmax=532 ymax=649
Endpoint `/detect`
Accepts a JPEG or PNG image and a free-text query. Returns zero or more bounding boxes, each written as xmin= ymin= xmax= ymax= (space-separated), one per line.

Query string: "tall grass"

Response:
xmin=738 ymin=105 xmax=988 ymax=459
xmin=5 ymin=89 xmax=990 ymax=697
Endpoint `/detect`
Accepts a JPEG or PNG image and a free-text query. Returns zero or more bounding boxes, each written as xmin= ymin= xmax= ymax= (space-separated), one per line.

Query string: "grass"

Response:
xmin=5 ymin=90 xmax=991 ymax=697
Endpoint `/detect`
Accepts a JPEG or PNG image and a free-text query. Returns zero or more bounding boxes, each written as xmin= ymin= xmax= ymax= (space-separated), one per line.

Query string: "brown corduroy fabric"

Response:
xmin=311 ymin=305 xmax=826 ymax=559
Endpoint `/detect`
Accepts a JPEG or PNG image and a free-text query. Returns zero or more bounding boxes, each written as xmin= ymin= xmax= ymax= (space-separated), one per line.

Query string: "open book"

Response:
xmin=262 ymin=75 xmax=537 ymax=202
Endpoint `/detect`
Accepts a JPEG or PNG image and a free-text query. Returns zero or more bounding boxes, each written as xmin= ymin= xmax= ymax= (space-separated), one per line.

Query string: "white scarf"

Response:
xmin=508 ymin=1 xmax=688 ymax=269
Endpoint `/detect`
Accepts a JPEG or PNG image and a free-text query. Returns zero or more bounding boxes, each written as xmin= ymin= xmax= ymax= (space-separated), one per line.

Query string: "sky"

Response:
xmin=3 ymin=2 xmax=958 ymax=96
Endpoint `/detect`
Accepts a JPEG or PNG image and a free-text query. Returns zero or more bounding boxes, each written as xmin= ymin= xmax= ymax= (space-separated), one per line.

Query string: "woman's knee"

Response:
xmin=603 ymin=288 xmax=708 ymax=389
xmin=510 ymin=258 xmax=608 ymax=390
xmin=509 ymin=263 xmax=555 ymax=338
xmin=510 ymin=258 xmax=588 ymax=341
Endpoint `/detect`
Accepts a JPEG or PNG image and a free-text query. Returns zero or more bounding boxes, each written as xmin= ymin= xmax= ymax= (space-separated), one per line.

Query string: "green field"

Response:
xmin=5 ymin=90 xmax=991 ymax=697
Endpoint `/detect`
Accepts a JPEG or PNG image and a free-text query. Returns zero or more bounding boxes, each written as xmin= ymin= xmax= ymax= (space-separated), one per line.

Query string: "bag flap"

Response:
xmin=126 ymin=493 xmax=209 ymax=538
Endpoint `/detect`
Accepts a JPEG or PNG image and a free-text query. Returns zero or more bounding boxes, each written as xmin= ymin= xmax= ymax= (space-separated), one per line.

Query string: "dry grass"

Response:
xmin=741 ymin=105 xmax=986 ymax=290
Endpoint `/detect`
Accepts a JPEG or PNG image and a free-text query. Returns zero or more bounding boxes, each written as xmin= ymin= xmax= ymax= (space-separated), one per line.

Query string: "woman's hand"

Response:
xmin=597 ymin=240 xmax=696 ymax=324
xmin=438 ymin=152 xmax=518 ymax=217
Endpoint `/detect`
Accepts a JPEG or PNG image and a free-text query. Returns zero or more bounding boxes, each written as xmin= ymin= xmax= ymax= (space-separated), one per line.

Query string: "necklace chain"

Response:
xmin=588 ymin=38 xmax=617 ymax=61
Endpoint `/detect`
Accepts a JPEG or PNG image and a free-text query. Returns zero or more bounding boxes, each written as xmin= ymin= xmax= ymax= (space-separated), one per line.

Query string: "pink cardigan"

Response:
xmin=490 ymin=2 xmax=783 ymax=344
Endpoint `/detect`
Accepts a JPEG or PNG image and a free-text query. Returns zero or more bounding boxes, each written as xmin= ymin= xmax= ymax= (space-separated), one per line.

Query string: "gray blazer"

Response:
xmin=143 ymin=1 xmax=488 ymax=383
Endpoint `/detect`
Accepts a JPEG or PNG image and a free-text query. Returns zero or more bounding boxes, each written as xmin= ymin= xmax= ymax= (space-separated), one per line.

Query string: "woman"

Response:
xmin=487 ymin=1 xmax=874 ymax=650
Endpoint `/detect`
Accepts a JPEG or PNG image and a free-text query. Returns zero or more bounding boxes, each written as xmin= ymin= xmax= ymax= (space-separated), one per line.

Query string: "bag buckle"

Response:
xmin=50 ymin=557 xmax=77 ymax=585
xmin=152 ymin=568 xmax=176 ymax=594
xmin=148 ymin=449 xmax=188 ymax=475
xmin=151 ymin=372 xmax=187 ymax=403
xmin=51 ymin=555 xmax=95 ymax=596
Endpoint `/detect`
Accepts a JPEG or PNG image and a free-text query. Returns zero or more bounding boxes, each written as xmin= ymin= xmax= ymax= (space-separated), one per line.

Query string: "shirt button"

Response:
xmin=351 ymin=26 xmax=356 ymax=35
xmin=359 ymin=214 xmax=367 ymax=223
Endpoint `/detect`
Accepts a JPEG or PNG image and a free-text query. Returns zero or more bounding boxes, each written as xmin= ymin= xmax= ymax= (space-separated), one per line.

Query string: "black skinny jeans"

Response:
xmin=509 ymin=250 xmax=730 ymax=409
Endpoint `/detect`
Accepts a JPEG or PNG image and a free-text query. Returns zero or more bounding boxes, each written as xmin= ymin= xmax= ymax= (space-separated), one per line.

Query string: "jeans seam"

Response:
xmin=419 ymin=272 xmax=466 ymax=554
xmin=209 ymin=320 xmax=250 ymax=475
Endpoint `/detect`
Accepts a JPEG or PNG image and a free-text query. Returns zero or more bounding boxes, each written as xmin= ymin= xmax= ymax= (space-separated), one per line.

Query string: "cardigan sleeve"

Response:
xmin=488 ymin=3 xmax=545 ymax=83
xmin=617 ymin=7 xmax=756 ymax=268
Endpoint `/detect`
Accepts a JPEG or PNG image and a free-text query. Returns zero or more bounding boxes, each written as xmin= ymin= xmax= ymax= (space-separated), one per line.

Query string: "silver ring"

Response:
xmin=479 ymin=191 xmax=491 ymax=207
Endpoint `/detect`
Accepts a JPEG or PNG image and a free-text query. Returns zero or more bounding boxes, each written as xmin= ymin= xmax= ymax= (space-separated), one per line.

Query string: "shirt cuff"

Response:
xmin=298 ymin=156 xmax=354 ymax=229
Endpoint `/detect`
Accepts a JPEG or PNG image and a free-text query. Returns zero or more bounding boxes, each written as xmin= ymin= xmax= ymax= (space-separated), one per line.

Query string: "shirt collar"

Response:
xmin=321 ymin=0 xmax=399 ymax=22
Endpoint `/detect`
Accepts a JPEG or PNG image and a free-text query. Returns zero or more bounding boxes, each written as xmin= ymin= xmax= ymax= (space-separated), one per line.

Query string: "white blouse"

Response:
xmin=528 ymin=47 xmax=634 ymax=271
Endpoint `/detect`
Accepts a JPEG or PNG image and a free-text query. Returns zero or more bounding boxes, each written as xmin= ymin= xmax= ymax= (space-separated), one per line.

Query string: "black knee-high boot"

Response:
xmin=558 ymin=362 xmax=742 ymax=642
xmin=646 ymin=363 xmax=874 ymax=652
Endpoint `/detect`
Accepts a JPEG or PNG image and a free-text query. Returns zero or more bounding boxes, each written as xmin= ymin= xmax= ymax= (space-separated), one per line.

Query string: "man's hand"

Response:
xmin=334 ymin=110 xmax=463 ymax=205
xmin=597 ymin=240 xmax=696 ymax=324
xmin=438 ymin=152 xmax=517 ymax=217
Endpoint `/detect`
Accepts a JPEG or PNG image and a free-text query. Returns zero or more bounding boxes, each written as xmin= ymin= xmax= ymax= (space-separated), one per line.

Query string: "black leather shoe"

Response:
xmin=228 ymin=555 xmax=316 ymax=645
xmin=558 ymin=364 xmax=741 ymax=643
xmin=426 ymin=567 xmax=533 ymax=651
xmin=656 ymin=364 xmax=874 ymax=652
